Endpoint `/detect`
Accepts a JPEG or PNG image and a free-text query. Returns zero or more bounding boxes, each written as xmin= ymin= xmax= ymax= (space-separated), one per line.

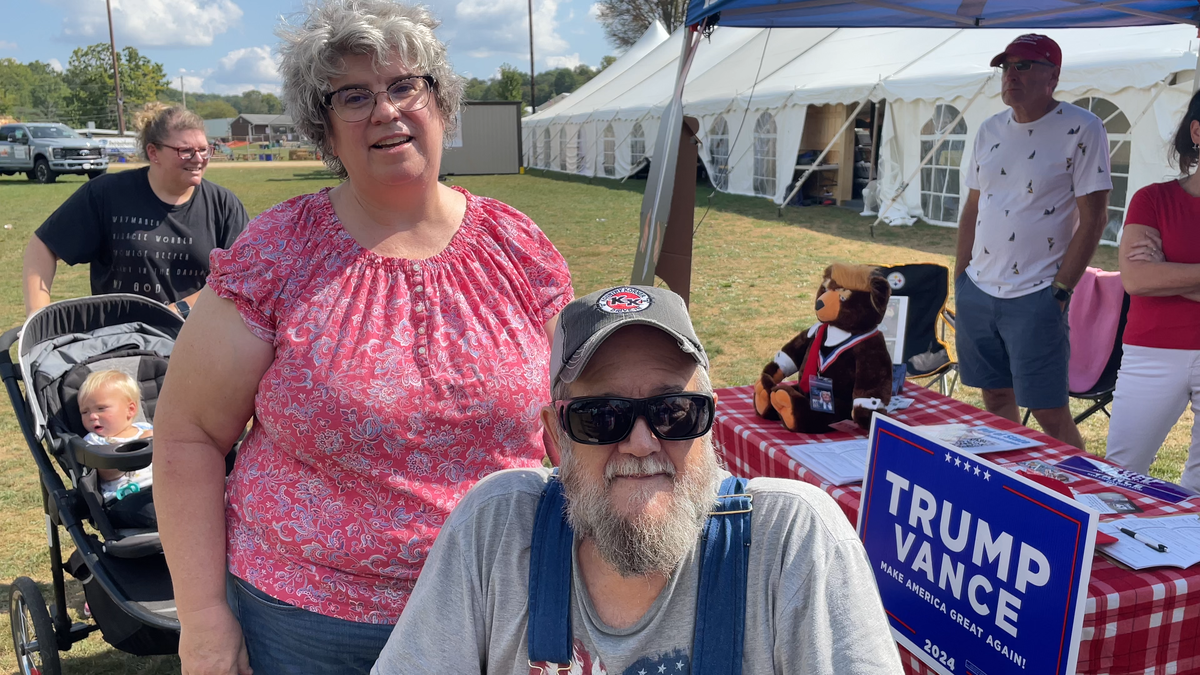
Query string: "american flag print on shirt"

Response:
xmin=528 ymin=641 xmax=691 ymax=675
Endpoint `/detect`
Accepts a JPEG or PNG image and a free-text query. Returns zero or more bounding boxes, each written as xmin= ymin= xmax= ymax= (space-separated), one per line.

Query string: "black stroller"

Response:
xmin=2 ymin=294 xmax=183 ymax=673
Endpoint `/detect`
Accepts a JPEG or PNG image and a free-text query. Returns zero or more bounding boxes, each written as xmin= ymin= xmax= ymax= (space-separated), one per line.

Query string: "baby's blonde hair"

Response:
xmin=79 ymin=370 xmax=141 ymax=409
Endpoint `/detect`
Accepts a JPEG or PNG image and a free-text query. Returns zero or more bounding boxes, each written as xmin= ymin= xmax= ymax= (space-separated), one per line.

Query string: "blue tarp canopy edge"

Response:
xmin=686 ymin=1 xmax=1200 ymax=30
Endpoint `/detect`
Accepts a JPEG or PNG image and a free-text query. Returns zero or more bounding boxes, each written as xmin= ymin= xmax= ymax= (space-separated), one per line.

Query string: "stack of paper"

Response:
xmin=1096 ymin=515 xmax=1200 ymax=570
xmin=785 ymin=439 xmax=870 ymax=486
xmin=913 ymin=424 xmax=1044 ymax=455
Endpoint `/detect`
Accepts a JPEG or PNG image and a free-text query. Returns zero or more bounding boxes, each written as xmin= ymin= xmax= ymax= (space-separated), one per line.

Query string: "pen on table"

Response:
xmin=1118 ymin=527 xmax=1169 ymax=553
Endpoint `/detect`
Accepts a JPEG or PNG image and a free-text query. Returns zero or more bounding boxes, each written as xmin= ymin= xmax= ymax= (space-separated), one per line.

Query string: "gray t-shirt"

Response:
xmin=373 ymin=468 xmax=904 ymax=674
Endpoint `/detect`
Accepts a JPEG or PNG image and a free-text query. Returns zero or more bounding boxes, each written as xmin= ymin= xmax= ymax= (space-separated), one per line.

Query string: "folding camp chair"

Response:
xmin=877 ymin=263 xmax=958 ymax=395
xmin=1022 ymin=281 xmax=1130 ymax=426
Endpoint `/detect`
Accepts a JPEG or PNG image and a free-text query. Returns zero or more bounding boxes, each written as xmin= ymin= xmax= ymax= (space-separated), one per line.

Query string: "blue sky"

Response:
xmin=0 ymin=0 xmax=616 ymax=95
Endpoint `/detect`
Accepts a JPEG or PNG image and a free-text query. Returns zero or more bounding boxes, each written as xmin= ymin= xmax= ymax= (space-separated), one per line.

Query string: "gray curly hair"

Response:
xmin=276 ymin=0 xmax=465 ymax=179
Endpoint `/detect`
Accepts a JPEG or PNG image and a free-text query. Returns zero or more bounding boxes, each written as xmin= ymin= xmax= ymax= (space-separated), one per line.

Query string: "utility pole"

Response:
xmin=105 ymin=0 xmax=125 ymax=135
xmin=527 ymin=0 xmax=536 ymax=113
xmin=181 ymin=75 xmax=186 ymax=108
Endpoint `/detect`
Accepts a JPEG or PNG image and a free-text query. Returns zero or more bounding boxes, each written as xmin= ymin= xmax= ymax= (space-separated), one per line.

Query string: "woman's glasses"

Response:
xmin=555 ymin=393 xmax=716 ymax=446
xmin=323 ymin=75 xmax=436 ymax=122
xmin=157 ymin=143 xmax=213 ymax=160
xmin=998 ymin=60 xmax=1055 ymax=72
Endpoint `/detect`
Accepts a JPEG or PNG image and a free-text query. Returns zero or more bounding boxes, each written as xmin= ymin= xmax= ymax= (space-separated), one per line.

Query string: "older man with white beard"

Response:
xmin=373 ymin=286 xmax=903 ymax=675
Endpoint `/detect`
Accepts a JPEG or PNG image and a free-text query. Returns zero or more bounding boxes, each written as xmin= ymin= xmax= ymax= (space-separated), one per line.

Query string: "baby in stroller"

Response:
xmin=78 ymin=370 xmax=155 ymax=502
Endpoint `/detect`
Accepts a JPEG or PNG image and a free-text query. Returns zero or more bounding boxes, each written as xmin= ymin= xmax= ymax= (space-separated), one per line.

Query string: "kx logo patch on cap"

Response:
xmin=598 ymin=287 xmax=651 ymax=314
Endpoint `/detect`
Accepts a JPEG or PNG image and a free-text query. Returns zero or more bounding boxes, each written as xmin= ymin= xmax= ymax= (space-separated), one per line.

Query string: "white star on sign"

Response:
xmin=677 ymin=662 xmax=685 ymax=670
xmin=954 ymin=457 xmax=961 ymax=467
xmin=963 ymin=460 xmax=972 ymax=472
xmin=640 ymin=671 xmax=646 ymax=675
xmin=945 ymin=452 xmax=953 ymax=462
xmin=984 ymin=470 xmax=991 ymax=481
xmin=659 ymin=666 xmax=667 ymax=674
xmin=974 ymin=466 xmax=981 ymax=476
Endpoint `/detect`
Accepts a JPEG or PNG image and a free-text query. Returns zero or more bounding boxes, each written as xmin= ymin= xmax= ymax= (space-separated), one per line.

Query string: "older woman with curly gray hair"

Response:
xmin=152 ymin=1 xmax=573 ymax=673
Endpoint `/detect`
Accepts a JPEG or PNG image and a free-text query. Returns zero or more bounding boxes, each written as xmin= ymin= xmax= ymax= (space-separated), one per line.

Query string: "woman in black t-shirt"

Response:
xmin=22 ymin=102 xmax=248 ymax=317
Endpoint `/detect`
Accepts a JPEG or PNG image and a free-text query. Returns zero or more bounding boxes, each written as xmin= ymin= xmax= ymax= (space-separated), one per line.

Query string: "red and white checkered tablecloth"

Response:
xmin=714 ymin=384 xmax=1200 ymax=675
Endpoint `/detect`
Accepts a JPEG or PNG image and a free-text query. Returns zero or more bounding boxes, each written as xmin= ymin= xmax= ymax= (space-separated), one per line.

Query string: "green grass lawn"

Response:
xmin=0 ymin=165 xmax=1190 ymax=673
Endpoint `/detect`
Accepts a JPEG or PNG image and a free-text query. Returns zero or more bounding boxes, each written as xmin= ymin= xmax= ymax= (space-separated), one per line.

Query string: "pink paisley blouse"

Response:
xmin=207 ymin=186 xmax=571 ymax=623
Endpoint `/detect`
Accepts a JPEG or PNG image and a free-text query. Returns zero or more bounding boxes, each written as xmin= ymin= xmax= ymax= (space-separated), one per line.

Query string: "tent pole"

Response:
xmin=778 ymin=86 xmax=876 ymax=214
xmin=1193 ymin=47 xmax=1200 ymax=93
xmin=868 ymin=100 xmax=882 ymax=182
xmin=868 ymin=73 xmax=993 ymax=237
xmin=631 ymin=27 xmax=703 ymax=286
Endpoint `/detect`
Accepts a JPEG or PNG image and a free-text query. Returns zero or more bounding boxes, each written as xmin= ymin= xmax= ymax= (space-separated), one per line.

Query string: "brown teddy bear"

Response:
xmin=754 ymin=263 xmax=894 ymax=433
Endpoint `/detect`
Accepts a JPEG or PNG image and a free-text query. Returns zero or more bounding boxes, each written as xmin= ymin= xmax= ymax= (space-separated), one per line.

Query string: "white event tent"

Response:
xmin=522 ymin=23 xmax=1198 ymax=242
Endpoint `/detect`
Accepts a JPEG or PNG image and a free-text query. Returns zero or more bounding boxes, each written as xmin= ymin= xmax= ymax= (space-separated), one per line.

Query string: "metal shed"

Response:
xmin=440 ymin=101 xmax=522 ymax=176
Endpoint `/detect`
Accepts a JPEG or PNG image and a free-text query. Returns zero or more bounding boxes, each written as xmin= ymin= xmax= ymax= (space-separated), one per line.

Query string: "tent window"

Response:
xmin=709 ymin=116 xmax=730 ymax=190
xmin=576 ymin=128 xmax=586 ymax=173
xmin=631 ymin=122 xmax=646 ymax=167
xmin=542 ymin=128 xmax=551 ymax=169
xmin=919 ymin=104 xmax=967 ymax=226
xmin=603 ymin=124 xmax=616 ymax=177
xmin=558 ymin=129 xmax=567 ymax=171
xmin=1073 ymin=97 xmax=1131 ymax=244
xmin=753 ymin=112 xmax=776 ymax=197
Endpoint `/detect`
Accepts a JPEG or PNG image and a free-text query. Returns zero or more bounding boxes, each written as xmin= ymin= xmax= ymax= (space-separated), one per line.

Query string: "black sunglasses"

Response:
xmin=555 ymin=393 xmax=716 ymax=446
xmin=999 ymin=60 xmax=1055 ymax=72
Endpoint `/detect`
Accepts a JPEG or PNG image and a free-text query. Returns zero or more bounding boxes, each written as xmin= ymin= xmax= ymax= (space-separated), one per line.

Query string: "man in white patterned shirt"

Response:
xmin=954 ymin=34 xmax=1112 ymax=449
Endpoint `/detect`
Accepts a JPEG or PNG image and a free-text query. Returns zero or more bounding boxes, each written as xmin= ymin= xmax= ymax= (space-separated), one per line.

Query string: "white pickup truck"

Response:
xmin=0 ymin=122 xmax=109 ymax=183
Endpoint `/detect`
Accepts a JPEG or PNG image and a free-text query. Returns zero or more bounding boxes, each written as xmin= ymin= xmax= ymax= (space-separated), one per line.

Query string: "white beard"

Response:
xmin=558 ymin=434 xmax=722 ymax=578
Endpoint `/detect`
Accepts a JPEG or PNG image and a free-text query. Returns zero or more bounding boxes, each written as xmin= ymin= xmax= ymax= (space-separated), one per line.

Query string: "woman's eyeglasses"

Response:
xmin=323 ymin=75 xmax=437 ymax=122
xmin=555 ymin=393 xmax=716 ymax=446
xmin=157 ymin=143 xmax=213 ymax=160
xmin=998 ymin=60 xmax=1055 ymax=72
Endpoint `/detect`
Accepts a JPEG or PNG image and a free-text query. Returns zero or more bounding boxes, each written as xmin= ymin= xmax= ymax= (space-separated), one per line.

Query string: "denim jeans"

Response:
xmin=228 ymin=575 xmax=395 ymax=675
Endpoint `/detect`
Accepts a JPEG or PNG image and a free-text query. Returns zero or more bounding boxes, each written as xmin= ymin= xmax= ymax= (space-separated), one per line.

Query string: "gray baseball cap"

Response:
xmin=550 ymin=285 xmax=709 ymax=385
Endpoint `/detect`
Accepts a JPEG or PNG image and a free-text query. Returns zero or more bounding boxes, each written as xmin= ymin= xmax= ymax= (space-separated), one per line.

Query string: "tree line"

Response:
xmin=0 ymin=45 xmax=620 ymax=129
xmin=0 ymin=44 xmax=284 ymax=129
xmin=460 ymin=58 xmax=616 ymax=111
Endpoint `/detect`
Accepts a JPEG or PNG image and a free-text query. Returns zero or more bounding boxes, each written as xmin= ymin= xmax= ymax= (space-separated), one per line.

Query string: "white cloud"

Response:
xmin=50 ymin=0 xmax=243 ymax=48
xmin=200 ymin=45 xmax=281 ymax=95
xmin=0 ymin=41 xmax=16 ymax=50
xmin=178 ymin=69 xmax=207 ymax=93
xmin=545 ymin=53 xmax=580 ymax=69
xmin=47 ymin=59 xmax=64 ymax=73
xmin=452 ymin=0 xmax=569 ymax=64
xmin=587 ymin=3 xmax=602 ymax=20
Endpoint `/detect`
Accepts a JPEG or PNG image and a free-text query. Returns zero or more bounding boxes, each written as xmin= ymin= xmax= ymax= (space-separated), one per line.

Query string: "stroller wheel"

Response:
xmin=9 ymin=577 xmax=62 ymax=675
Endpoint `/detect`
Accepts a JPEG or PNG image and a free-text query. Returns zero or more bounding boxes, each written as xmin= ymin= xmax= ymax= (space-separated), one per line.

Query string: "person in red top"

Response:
xmin=151 ymin=2 xmax=572 ymax=674
xmin=1109 ymin=89 xmax=1200 ymax=493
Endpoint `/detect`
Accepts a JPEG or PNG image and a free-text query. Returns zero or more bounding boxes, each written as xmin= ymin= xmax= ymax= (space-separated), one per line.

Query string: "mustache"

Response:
xmin=604 ymin=454 xmax=677 ymax=484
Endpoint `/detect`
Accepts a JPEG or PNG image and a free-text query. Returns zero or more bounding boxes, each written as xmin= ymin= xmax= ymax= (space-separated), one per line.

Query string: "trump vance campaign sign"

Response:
xmin=857 ymin=416 xmax=1097 ymax=675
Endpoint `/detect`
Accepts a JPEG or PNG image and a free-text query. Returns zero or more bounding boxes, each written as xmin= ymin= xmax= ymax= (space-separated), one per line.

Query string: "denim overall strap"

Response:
xmin=527 ymin=471 xmax=574 ymax=670
xmin=527 ymin=473 xmax=752 ymax=674
xmin=692 ymin=476 xmax=753 ymax=675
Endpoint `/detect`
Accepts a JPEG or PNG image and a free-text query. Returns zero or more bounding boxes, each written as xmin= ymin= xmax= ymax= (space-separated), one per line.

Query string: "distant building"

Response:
xmin=230 ymin=114 xmax=295 ymax=142
xmin=538 ymin=92 xmax=570 ymax=111
xmin=204 ymin=118 xmax=235 ymax=142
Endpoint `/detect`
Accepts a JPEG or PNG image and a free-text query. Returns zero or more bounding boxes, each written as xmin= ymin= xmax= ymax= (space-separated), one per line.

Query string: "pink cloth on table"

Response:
xmin=1068 ymin=267 xmax=1124 ymax=393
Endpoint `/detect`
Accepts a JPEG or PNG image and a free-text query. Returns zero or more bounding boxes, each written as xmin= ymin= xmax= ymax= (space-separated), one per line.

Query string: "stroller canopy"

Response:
xmin=19 ymin=295 xmax=183 ymax=440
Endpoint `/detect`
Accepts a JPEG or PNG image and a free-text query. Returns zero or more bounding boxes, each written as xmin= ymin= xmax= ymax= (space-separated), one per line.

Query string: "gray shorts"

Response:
xmin=954 ymin=272 xmax=1070 ymax=410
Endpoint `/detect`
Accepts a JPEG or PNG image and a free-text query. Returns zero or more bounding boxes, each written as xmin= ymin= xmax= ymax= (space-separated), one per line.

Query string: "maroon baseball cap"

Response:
xmin=990 ymin=34 xmax=1062 ymax=68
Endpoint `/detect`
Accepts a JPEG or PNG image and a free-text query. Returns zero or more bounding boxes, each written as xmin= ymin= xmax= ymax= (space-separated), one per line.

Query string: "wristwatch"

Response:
xmin=1051 ymin=281 xmax=1073 ymax=303
xmin=174 ymin=300 xmax=191 ymax=319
